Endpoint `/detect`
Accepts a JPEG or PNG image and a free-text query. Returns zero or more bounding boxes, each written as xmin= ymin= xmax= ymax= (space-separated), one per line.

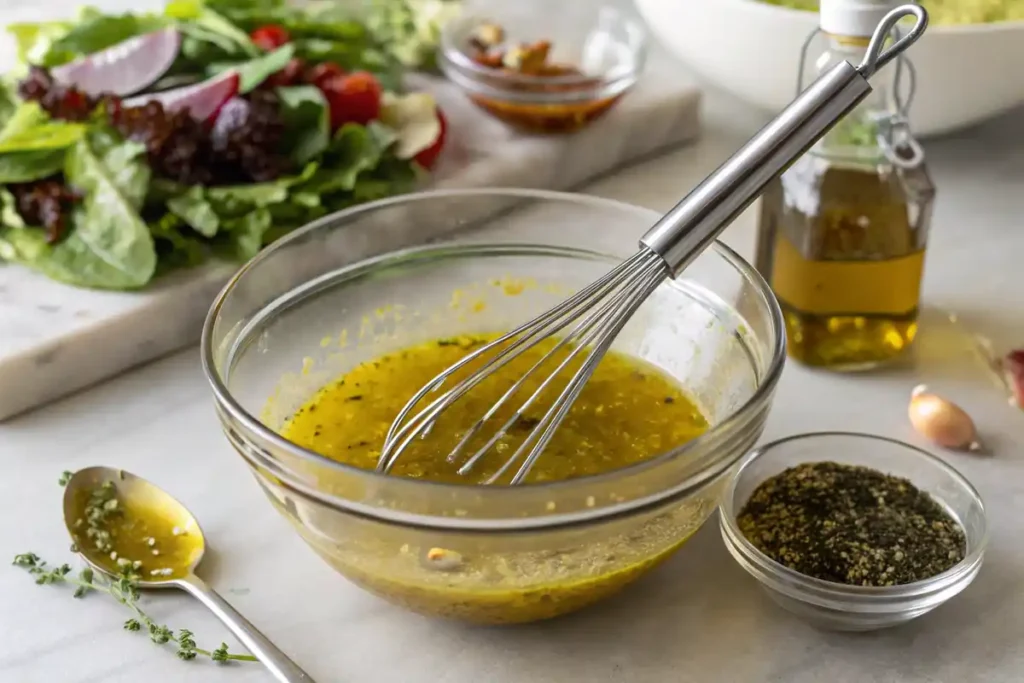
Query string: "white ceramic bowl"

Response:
xmin=634 ymin=0 xmax=1024 ymax=137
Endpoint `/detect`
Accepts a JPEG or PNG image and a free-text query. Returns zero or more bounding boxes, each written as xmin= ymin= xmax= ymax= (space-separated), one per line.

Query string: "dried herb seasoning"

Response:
xmin=737 ymin=461 xmax=966 ymax=586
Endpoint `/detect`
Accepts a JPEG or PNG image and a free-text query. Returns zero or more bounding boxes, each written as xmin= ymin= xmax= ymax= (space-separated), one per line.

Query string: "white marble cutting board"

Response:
xmin=0 ymin=3 xmax=702 ymax=420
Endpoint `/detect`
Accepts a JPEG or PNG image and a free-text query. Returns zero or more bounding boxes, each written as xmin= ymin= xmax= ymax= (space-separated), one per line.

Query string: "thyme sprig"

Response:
xmin=12 ymin=553 xmax=255 ymax=664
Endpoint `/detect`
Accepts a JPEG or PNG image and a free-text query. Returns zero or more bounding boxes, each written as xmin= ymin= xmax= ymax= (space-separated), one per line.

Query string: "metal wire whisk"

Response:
xmin=378 ymin=5 xmax=929 ymax=485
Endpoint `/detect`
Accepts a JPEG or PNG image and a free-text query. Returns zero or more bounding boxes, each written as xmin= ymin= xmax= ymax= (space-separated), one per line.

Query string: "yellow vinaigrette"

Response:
xmin=282 ymin=335 xmax=709 ymax=484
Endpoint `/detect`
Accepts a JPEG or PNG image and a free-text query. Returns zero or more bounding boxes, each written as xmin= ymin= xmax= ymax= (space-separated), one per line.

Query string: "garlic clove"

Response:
xmin=908 ymin=385 xmax=983 ymax=452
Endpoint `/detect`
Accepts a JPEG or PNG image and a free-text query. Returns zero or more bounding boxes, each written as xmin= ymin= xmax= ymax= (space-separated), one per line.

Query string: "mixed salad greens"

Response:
xmin=0 ymin=0 xmax=460 ymax=290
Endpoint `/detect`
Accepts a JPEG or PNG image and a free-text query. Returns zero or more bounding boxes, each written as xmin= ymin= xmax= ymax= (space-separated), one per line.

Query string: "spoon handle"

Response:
xmin=178 ymin=573 xmax=316 ymax=682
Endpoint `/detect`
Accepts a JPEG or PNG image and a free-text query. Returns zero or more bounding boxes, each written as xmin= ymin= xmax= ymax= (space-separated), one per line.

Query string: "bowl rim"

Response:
xmin=719 ymin=431 xmax=989 ymax=605
xmin=201 ymin=188 xmax=786 ymax=532
xmin=726 ymin=0 xmax=1024 ymax=33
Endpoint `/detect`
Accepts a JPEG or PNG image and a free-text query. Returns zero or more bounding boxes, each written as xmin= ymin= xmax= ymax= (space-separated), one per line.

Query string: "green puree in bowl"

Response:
xmin=279 ymin=334 xmax=711 ymax=623
xmin=760 ymin=0 xmax=1024 ymax=24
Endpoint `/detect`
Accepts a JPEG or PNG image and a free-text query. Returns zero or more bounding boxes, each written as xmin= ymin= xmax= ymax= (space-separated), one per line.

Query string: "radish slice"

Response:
xmin=51 ymin=28 xmax=181 ymax=97
xmin=210 ymin=97 xmax=250 ymax=149
xmin=123 ymin=70 xmax=240 ymax=123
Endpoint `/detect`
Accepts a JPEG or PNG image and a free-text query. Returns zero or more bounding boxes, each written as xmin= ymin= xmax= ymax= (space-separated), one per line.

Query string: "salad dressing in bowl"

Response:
xmin=203 ymin=190 xmax=785 ymax=625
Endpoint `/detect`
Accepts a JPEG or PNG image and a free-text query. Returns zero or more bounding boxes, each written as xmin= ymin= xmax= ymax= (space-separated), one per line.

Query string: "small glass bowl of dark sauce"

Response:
xmin=720 ymin=432 xmax=988 ymax=631
xmin=438 ymin=3 xmax=647 ymax=133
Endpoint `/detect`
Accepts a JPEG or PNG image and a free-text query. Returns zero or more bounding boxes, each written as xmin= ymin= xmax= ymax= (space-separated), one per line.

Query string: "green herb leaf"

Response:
xmin=275 ymin=85 xmax=330 ymax=165
xmin=15 ymin=546 xmax=259 ymax=663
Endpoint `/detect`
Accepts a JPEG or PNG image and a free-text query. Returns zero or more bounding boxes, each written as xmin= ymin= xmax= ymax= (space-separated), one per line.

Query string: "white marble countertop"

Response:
xmin=2 ymin=5 xmax=1024 ymax=678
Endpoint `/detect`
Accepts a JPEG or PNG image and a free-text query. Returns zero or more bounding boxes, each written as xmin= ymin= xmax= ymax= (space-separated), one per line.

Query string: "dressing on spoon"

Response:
xmin=63 ymin=467 xmax=316 ymax=683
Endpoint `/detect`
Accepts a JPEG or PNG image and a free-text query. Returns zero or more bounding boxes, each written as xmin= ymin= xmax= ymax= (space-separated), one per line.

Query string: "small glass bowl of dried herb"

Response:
xmin=719 ymin=432 xmax=988 ymax=632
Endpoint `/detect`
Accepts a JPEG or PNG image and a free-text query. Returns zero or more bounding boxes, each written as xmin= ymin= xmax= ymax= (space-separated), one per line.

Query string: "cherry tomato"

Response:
xmin=250 ymin=24 xmax=291 ymax=52
xmin=304 ymin=62 xmax=347 ymax=90
xmin=321 ymin=71 xmax=382 ymax=129
xmin=414 ymin=108 xmax=447 ymax=170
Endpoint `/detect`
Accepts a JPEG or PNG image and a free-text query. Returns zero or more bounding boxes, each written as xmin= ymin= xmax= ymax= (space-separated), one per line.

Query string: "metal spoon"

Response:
xmin=63 ymin=466 xmax=316 ymax=682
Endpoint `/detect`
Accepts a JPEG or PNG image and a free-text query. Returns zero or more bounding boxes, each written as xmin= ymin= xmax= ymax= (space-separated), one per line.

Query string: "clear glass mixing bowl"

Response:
xmin=202 ymin=189 xmax=785 ymax=624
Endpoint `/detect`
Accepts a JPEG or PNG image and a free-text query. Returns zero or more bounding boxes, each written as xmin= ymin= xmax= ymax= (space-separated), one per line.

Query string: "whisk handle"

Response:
xmin=641 ymin=4 xmax=928 ymax=276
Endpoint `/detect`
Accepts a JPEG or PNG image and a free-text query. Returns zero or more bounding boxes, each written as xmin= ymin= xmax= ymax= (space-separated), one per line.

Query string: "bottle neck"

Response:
xmin=812 ymin=34 xmax=897 ymax=163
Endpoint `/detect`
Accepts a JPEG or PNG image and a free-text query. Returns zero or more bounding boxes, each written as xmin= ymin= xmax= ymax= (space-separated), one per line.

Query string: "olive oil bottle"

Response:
xmin=755 ymin=0 xmax=935 ymax=371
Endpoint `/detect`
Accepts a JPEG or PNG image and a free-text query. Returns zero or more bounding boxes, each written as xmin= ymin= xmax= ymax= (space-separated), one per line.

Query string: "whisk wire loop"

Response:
xmin=457 ymin=252 xmax=668 ymax=478
xmin=378 ymin=249 xmax=651 ymax=467
xmin=377 ymin=249 xmax=667 ymax=480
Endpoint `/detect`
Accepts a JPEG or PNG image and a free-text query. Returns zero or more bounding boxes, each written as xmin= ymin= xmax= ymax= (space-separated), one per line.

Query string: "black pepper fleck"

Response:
xmin=737 ymin=461 xmax=966 ymax=587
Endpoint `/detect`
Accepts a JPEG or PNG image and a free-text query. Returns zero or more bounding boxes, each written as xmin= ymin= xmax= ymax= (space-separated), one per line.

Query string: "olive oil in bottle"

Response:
xmin=755 ymin=0 xmax=935 ymax=370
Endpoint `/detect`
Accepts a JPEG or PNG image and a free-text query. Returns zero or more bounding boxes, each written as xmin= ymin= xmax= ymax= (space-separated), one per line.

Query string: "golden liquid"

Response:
xmin=276 ymin=335 xmax=712 ymax=623
xmin=67 ymin=486 xmax=203 ymax=580
xmin=757 ymin=164 xmax=929 ymax=370
xmin=282 ymin=334 xmax=708 ymax=484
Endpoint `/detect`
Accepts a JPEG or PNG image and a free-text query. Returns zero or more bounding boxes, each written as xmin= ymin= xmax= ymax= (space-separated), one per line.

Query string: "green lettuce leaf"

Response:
xmin=5 ymin=129 xmax=159 ymax=290
xmin=220 ymin=206 xmax=271 ymax=261
xmin=165 ymin=0 xmax=258 ymax=57
xmin=149 ymin=211 xmax=208 ymax=272
xmin=0 ymin=189 xmax=25 ymax=228
xmin=0 ymin=103 xmax=87 ymax=153
xmin=6 ymin=21 xmax=74 ymax=66
xmin=157 ymin=163 xmax=315 ymax=236
xmin=292 ymin=39 xmax=402 ymax=91
xmin=0 ymin=82 xmax=17 ymax=129
xmin=38 ymin=13 xmax=169 ymax=67
xmin=0 ymin=121 xmax=86 ymax=153
xmin=363 ymin=0 xmax=462 ymax=70
xmin=0 ymin=150 xmax=67 ymax=184
xmin=276 ymin=85 xmax=330 ymax=166
xmin=176 ymin=23 xmax=251 ymax=69
xmin=208 ymin=0 xmax=366 ymax=42
xmin=298 ymin=122 xmax=395 ymax=195
xmin=207 ymin=43 xmax=295 ymax=93
xmin=166 ymin=186 xmax=220 ymax=237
